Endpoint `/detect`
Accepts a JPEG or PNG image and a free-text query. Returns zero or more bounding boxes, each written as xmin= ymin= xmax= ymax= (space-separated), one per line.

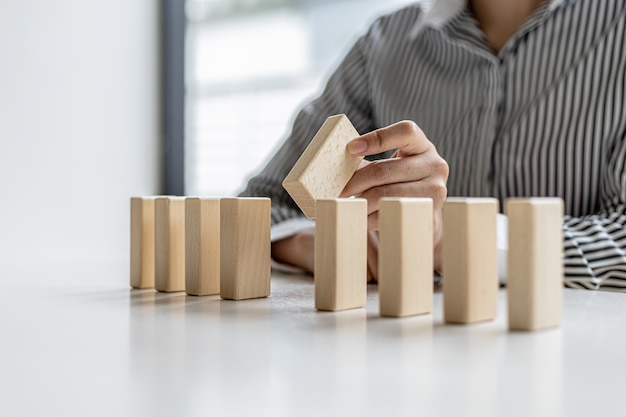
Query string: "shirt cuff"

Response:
xmin=271 ymin=217 xmax=316 ymax=242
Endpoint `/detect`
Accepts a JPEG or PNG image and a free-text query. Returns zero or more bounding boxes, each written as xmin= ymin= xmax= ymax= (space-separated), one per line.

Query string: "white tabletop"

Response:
xmin=1 ymin=261 xmax=625 ymax=417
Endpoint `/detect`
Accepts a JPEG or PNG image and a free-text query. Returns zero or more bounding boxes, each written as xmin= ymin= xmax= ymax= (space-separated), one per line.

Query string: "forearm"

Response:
xmin=271 ymin=229 xmax=315 ymax=273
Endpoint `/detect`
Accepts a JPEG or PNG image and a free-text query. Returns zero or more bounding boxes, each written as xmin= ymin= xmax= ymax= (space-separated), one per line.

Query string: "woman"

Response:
xmin=240 ymin=0 xmax=626 ymax=290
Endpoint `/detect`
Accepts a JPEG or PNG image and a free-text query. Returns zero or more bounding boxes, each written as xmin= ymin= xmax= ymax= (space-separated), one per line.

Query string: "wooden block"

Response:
xmin=220 ymin=198 xmax=271 ymax=300
xmin=185 ymin=198 xmax=220 ymax=296
xmin=506 ymin=198 xmax=564 ymax=331
xmin=282 ymin=114 xmax=363 ymax=219
xmin=442 ymin=198 xmax=498 ymax=324
xmin=155 ymin=197 xmax=186 ymax=292
xmin=379 ymin=198 xmax=433 ymax=317
xmin=315 ymin=198 xmax=367 ymax=311
xmin=130 ymin=197 xmax=156 ymax=289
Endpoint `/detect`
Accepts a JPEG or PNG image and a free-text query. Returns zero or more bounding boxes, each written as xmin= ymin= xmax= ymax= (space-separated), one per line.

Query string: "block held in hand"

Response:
xmin=282 ymin=114 xmax=363 ymax=219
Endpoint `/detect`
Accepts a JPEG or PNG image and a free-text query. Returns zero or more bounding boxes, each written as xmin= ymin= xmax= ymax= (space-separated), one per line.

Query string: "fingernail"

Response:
xmin=348 ymin=139 xmax=367 ymax=154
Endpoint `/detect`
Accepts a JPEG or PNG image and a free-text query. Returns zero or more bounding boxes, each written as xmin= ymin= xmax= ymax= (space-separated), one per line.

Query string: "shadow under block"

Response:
xmin=185 ymin=198 xmax=220 ymax=296
xmin=155 ymin=197 xmax=186 ymax=292
xmin=506 ymin=198 xmax=564 ymax=331
xmin=442 ymin=198 xmax=498 ymax=324
xmin=315 ymin=198 xmax=367 ymax=311
xmin=220 ymin=198 xmax=271 ymax=300
xmin=282 ymin=114 xmax=363 ymax=219
xmin=130 ymin=197 xmax=156 ymax=289
xmin=378 ymin=198 xmax=433 ymax=317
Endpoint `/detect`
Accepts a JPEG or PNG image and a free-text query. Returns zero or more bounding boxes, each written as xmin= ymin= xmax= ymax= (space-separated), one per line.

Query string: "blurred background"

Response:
xmin=0 ymin=0 xmax=421 ymax=273
xmin=186 ymin=0 xmax=419 ymax=196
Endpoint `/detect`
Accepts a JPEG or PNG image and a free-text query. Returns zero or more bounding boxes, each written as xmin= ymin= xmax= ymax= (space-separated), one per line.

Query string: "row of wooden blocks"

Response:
xmin=323 ymin=196 xmax=563 ymax=331
xmin=131 ymin=195 xmax=563 ymax=331
xmin=131 ymin=197 xmax=271 ymax=300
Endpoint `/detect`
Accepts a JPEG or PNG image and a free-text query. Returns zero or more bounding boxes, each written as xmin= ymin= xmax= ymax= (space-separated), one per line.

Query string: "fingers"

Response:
xmin=347 ymin=120 xmax=431 ymax=158
xmin=341 ymin=153 xmax=446 ymax=198
xmin=351 ymin=178 xmax=446 ymax=217
xmin=361 ymin=181 xmax=446 ymax=232
xmin=362 ymin=181 xmax=447 ymax=215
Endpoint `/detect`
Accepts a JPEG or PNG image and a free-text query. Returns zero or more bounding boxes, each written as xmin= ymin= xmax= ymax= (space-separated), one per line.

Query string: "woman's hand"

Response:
xmin=272 ymin=120 xmax=448 ymax=281
xmin=340 ymin=120 xmax=449 ymax=278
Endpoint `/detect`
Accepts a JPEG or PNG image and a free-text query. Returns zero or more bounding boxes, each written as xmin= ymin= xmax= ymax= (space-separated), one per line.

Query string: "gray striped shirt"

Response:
xmin=241 ymin=0 xmax=626 ymax=290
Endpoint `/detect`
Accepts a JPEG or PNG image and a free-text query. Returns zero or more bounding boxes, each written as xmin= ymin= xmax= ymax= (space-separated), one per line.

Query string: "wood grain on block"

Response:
xmin=155 ymin=197 xmax=186 ymax=292
xmin=315 ymin=198 xmax=367 ymax=311
xmin=379 ymin=198 xmax=433 ymax=317
xmin=282 ymin=114 xmax=363 ymax=219
xmin=185 ymin=198 xmax=220 ymax=296
xmin=130 ymin=197 xmax=156 ymax=289
xmin=220 ymin=198 xmax=271 ymax=300
xmin=442 ymin=198 xmax=498 ymax=324
xmin=506 ymin=198 xmax=564 ymax=331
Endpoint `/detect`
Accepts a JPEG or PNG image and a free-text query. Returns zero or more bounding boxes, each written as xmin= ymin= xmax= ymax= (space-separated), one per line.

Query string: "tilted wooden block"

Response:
xmin=130 ymin=197 xmax=156 ymax=289
xmin=282 ymin=114 xmax=363 ymax=219
xmin=155 ymin=197 xmax=186 ymax=292
xmin=315 ymin=198 xmax=367 ymax=311
xmin=442 ymin=198 xmax=498 ymax=324
xmin=220 ymin=198 xmax=271 ymax=300
xmin=185 ymin=198 xmax=220 ymax=296
xmin=506 ymin=198 xmax=564 ymax=331
xmin=379 ymin=198 xmax=433 ymax=317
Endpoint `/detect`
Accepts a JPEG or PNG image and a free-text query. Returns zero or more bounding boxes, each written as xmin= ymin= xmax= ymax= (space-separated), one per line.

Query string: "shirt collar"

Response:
xmin=409 ymin=0 xmax=568 ymax=39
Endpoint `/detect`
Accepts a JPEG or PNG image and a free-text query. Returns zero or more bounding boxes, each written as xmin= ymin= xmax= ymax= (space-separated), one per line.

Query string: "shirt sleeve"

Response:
xmin=561 ymin=132 xmax=626 ymax=290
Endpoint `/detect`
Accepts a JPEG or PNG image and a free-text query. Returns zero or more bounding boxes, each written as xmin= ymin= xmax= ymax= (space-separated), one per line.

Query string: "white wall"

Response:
xmin=0 ymin=1 xmax=160 ymax=267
